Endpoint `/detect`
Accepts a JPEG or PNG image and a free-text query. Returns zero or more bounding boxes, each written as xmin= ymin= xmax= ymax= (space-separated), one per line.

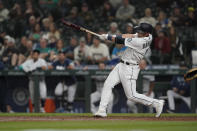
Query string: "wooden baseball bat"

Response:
xmin=62 ymin=19 xmax=100 ymax=37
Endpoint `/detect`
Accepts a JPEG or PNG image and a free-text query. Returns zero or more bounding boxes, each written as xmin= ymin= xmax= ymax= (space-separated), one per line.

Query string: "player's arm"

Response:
xmin=99 ymin=34 xmax=125 ymax=44
xmin=122 ymin=34 xmax=135 ymax=38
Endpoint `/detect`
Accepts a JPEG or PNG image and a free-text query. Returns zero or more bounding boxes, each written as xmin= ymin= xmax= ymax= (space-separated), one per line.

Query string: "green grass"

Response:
xmin=0 ymin=113 xmax=197 ymax=131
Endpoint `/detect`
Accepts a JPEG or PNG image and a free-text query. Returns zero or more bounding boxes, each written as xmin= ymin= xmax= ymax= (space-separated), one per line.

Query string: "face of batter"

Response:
xmin=137 ymin=32 xmax=149 ymax=37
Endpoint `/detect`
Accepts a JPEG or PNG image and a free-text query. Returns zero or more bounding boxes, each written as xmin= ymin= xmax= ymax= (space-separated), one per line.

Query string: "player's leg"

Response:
xmin=181 ymin=97 xmax=191 ymax=109
xmin=28 ymin=79 xmax=34 ymax=104
xmin=127 ymin=99 xmax=138 ymax=113
xmin=39 ymin=80 xmax=47 ymax=113
xmin=119 ymin=64 xmax=164 ymax=117
xmin=54 ymin=82 xmax=64 ymax=96
xmin=90 ymin=91 xmax=101 ymax=113
xmin=67 ymin=84 xmax=77 ymax=112
xmin=167 ymin=90 xmax=183 ymax=111
xmin=95 ymin=64 xmax=121 ymax=117
xmin=147 ymin=92 xmax=154 ymax=113
xmin=107 ymin=93 xmax=114 ymax=113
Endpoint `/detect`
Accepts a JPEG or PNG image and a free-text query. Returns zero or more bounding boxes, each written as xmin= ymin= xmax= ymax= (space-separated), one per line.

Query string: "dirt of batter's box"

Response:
xmin=0 ymin=116 xmax=197 ymax=122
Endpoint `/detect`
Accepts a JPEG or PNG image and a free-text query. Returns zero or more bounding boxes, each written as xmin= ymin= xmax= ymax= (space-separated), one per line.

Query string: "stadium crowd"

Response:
xmin=0 ymin=0 xmax=197 ymax=68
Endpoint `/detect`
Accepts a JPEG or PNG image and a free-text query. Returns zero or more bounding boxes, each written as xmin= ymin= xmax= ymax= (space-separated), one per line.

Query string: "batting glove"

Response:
xmin=99 ymin=34 xmax=108 ymax=41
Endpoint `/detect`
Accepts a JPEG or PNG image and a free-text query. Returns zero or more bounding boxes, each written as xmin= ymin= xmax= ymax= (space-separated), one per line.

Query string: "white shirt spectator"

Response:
xmin=0 ymin=2 xmax=9 ymax=22
xmin=115 ymin=0 xmax=135 ymax=20
xmin=90 ymin=43 xmax=110 ymax=61
xmin=21 ymin=58 xmax=47 ymax=72
xmin=139 ymin=8 xmax=157 ymax=27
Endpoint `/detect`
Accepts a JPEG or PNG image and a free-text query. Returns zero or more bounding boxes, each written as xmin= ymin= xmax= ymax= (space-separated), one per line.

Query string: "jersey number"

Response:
xmin=143 ymin=42 xmax=150 ymax=49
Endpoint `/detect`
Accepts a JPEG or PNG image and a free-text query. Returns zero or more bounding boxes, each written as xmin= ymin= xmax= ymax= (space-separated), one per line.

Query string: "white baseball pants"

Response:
xmin=91 ymin=90 xmax=114 ymax=114
xmin=167 ymin=90 xmax=191 ymax=110
xmin=98 ymin=63 xmax=160 ymax=111
xmin=55 ymin=82 xmax=77 ymax=103
xmin=127 ymin=92 xmax=155 ymax=113
xmin=29 ymin=79 xmax=47 ymax=103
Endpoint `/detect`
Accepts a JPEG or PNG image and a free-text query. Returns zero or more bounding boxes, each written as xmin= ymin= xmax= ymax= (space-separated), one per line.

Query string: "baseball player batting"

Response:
xmin=94 ymin=23 xmax=164 ymax=117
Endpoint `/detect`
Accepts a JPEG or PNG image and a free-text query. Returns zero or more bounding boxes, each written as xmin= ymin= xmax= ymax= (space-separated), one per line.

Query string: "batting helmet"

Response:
xmin=134 ymin=23 xmax=153 ymax=34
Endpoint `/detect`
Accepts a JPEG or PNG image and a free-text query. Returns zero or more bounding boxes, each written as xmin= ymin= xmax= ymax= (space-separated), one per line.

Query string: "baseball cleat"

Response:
xmin=155 ymin=100 xmax=164 ymax=118
xmin=94 ymin=109 xmax=107 ymax=117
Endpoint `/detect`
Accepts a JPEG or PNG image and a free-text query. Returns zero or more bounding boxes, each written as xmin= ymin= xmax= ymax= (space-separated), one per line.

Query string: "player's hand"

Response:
xmin=99 ymin=34 xmax=108 ymax=41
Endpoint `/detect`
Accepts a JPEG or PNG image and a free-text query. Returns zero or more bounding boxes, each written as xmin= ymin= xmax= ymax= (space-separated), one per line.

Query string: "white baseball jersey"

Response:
xmin=21 ymin=58 xmax=47 ymax=72
xmin=121 ymin=33 xmax=152 ymax=64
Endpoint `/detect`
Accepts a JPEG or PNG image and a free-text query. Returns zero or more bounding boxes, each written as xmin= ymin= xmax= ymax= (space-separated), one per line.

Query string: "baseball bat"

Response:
xmin=62 ymin=19 xmax=100 ymax=37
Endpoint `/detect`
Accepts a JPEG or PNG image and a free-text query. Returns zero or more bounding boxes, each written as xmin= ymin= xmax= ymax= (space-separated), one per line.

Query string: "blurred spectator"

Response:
xmin=67 ymin=6 xmax=83 ymax=26
xmin=19 ymin=49 xmax=47 ymax=113
xmin=58 ymin=0 xmax=74 ymax=16
xmin=25 ymin=0 xmax=42 ymax=21
xmin=90 ymin=62 xmax=114 ymax=114
xmin=26 ymin=15 xmax=37 ymax=36
xmin=169 ymin=26 xmax=183 ymax=64
xmin=65 ymin=36 xmax=78 ymax=60
xmin=79 ymin=2 xmax=94 ymax=26
xmin=36 ymin=38 xmax=51 ymax=60
xmin=108 ymin=22 xmax=120 ymax=35
xmin=1 ymin=36 xmax=18 ymax=67
xmin=115 ymin=0 xmax=135 ymax=21
xmin=109 ymin=0 xmax=122 ymax=9
xmin=85 ymin=33 xmax=93 ymax=46
xmin=42 ymin=18 xmax=51 ymax=32
xmin=39 ymin=0 xmax=59 ymax=10
xmin=125 ymin=23 xmax=134 ymax=34
xmin=185 ymin=7 xmax=197 ymax=27
xmin=111 ymin=44 xmax=127 ymax=59
xmin=127 ymin=59 xmax=155 ymax=113
xmin=139 ymin=8 xmax=157 ymax=27
xmin=0 ymin=1 xmax=9 ymax=22
xmin=17 ymin=36 xmax=31 ymax=65
xmin=170 ymin=7 xmax=185 ymax=27
xmin=157 ymin=11 xmax=170 ymax=28
xmin=48 ymin=51 xmax=77 ymax=113
xmin=74 ymin=37 xmax=91 ymax=65
xmin=167 ymin=63 xmax=190 ymax=113
xmin=154 ymin=30 xmax=171 ymax=64
xmin=90 ymin=37 xmax=110 ymax=64
xmin=100 ymin=1 xmax=115 ymax=22
xmin=48 ymin=22 xmax=61 ymax=40
xmin=29 ymin=23 xmax=43 ymax=43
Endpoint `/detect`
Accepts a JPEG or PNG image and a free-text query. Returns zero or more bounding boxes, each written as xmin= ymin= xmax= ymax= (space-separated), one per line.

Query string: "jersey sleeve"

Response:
xmin=124 ymin=37 xmax=142 ymax=49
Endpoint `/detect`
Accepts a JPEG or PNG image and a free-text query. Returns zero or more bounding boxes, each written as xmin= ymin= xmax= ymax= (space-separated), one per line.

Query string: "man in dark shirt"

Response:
xmin=167 ymin=75 xmax=190 ymax=113
xmin=48 ymin=51 xmax=77 ymax=112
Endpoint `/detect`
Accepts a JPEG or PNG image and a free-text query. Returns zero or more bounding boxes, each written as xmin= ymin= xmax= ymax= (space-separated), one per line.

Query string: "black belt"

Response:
xmin=120 ymin=60 xmax=138 ymax=66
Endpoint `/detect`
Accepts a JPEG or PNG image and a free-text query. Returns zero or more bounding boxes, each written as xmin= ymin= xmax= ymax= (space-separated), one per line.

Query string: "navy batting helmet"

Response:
xmin=134 ymin=23 xmax=153 ymax=34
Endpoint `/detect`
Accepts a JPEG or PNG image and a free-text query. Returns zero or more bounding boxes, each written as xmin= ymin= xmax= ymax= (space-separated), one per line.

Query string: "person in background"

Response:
xmin=65 ymin=36 xmax=78 ymax=60
xmin=48 ymin=51 xmax=77 ymax=113
xmin=0 ymin=1 xmax=9 ymax=22
xmin=19 ymin=49 xmax=47 ymax=113
xmin=139 ymin=8 xmax=157 ymax=27
xmin=90 ymin=37 xmax=110 ymax=64
xmin=185 ymin=7 xmax=197 ymax=27
xmin=157 ymin=11 xmax=170 ymax=28
xmin=167 ymin=62 xmax=190 ymax=113
xmin=170 ymin=6 xmax=185 ymax=27
xmin=125 ymin=23 xmax=134 ymax=34
xmin=127 ymin=59 xmax=155 ymax=113
xmin=36 ymin=38 xmax=51 ymax=60
xmin=1 ymin=36 xmax=18 ymax=68
xmin=74 ymin=37 xmax=91 ymax=65
xmin=154 ymin=30 xmax=171 ymax=64
xmin=111 ymin=44 xmax=127 ymax=59
xmin=91 ymin=63 xmax=114 ymax=114
xmin=115 ymin=0 xmax=135 ymax=21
